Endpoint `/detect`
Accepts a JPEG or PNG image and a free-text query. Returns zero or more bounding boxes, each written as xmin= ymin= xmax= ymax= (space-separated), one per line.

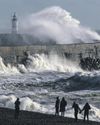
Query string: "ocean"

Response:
xmin=0 ymin=5 xmax=100 ymax=122
xmin=0 ymin=53 xmax=99 ymax=122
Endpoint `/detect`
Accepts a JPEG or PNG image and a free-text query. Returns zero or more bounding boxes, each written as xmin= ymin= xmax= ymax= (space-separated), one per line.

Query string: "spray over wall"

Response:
xmin=20 ymin=6 xmax=100 ymax=44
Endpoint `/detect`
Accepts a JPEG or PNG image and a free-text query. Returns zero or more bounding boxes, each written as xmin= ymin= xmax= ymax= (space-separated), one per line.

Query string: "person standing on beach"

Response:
xmin=14 ymin=98 xmax=20 ymax=119
xmin=60 ymin=97 xmax=67 ymax=116
xmin=72 ymin=101 xmax=81 ymax=122
xmin=55 ymin=96 xmax=60 ymax=116
xmin=81 ymin=102 xmax=91 ymax=121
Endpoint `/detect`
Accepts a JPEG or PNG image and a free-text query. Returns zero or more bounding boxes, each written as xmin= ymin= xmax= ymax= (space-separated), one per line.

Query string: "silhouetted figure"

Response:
xmin=60 ymin=97 xmax=67 ymax=116
xmin=14 ymin=98 xmax=20 ymax=119
xmin=55 ymin=97 xmax=60 ymax=116
xmin=81 ymin=103 xmax=91 ymax=121
xmin=72 ymin=102 xmax=81 ymax=122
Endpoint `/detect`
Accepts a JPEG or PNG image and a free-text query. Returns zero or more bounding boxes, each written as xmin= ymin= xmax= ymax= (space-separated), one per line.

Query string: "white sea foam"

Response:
xmin=0 ymin=95 xmax=46 ymax=112
xmin=25 ymin=53 xmax=82 ymax=72
xmin=0 ymin=57 xmax=19 ymax=74
xmin=90 ymin=105 xmax=100 ymax=121
xmin=0 ymin=92 xmax=99 ymax=121
xmin=0 ymin=54 xmax=99 ymax=121
xmin=20 ymin=6 xmax=100 ymax=44
xmin=66 ymin=104 xmax=100 ymax=122
xmin=0 ymin=54 xmax=82 ymax=74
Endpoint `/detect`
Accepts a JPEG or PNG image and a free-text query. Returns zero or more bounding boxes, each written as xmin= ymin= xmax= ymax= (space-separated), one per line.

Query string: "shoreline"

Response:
xmin=0 ymin=107 xmax=99 ymax=125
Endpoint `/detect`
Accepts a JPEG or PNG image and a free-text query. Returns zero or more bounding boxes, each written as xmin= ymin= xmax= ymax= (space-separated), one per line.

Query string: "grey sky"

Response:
xmin=0 ymin=0 xmax=100 ymax=31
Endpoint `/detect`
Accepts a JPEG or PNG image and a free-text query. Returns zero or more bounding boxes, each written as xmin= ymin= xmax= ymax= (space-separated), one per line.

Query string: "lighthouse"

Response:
xmin=12 ymin=13 xmax=18 ymax=34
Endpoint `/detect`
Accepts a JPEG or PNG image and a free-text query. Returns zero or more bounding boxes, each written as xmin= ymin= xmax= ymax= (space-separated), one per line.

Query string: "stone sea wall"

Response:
xmin=0 ymin=42 xmax=100 ymax=64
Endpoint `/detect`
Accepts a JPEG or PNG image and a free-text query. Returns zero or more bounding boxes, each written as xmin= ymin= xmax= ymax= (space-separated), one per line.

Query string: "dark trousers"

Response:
xmin=15 ymin=110 xmax=19 ymax=119
xmin=84 ymin=112 xmax=89 ymax=121
xmin=55 ymin=107 xmax=59 ymax=115
xmin=74 ymin=112 xmax=78 ymax=121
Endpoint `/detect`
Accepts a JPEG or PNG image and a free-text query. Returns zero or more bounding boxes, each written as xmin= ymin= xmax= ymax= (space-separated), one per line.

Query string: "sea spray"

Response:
xmin=0 ymin=93 xmax=99 ymax=121
xmin=18 ymin=53 xmax=82 ymax=73
xmin=20 ymin=6 xmax=100 ymax=44
xmin=0 ymin=52 xmax=99 ymax=122
xmin=0 ymin=95 xmax=46 ymax=112
xmin=0 ymin=66 xmax=99 ymax=121
xmin=0 ymin=57 xmax=19 ymax=74
xmin=0 ymin=53 xmax=82 ymax=74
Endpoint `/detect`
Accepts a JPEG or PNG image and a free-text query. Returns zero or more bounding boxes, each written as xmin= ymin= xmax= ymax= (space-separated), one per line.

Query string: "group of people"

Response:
xmin=55 ymin=97 xmax=67 ymax=117
xmin=14 ymin=97 xmax=91 ymax=122
xmin=55 ymin=97 xmax=91 ymax=122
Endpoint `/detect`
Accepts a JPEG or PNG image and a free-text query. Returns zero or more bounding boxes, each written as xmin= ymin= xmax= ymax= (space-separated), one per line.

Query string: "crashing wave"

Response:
xmin=20 ymin=6 xmax=100 ymax=44
xmin=0 ymin=54 xmax=82 ymax=74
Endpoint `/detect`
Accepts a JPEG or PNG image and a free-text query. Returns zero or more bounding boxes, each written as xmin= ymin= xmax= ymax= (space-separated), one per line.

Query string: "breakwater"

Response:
xmin=0 ymin=42 xmax=100 ymax=64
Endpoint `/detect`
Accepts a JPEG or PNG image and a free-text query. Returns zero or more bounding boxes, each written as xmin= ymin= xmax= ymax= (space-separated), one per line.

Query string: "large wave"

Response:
xmin=0 ymin=52 xmax=100 ymax=91
xmin=0 ymin=53 xmax=100 ymax=91
xmin=20 ymin=6 xmax=100 ymax=44
xmin=0 ymin=54 xmax=100 ymax=121
xmin=23 ymin=53 xmax=82 ymax=72
xmin=0 ymin=54 xmax=82 ymax=74
xmin=0 ymin=57 xmax=19 ymax=74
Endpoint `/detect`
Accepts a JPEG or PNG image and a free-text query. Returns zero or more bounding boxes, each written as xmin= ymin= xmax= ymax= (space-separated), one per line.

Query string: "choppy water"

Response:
xmin=0 ymin=54 xmax=100 ymax=122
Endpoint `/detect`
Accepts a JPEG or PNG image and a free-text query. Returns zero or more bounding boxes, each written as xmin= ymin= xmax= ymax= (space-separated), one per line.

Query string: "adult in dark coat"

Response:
xmin=81 ymin=102 xmax=91 ymax=121
xmin=72 ymin=102 xmax=81 ymax=122
xmin=55 ymin=97 xmax=60 ymax=115
xmin=14 ymin=98 xmax=20 ymax=119
xmin=60 ymin=97 xmax=67 ymax=116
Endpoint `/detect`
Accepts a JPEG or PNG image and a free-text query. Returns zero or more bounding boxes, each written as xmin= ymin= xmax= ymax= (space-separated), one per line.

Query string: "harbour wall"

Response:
xmin=0 ymin=42 xmax=100 ymax=64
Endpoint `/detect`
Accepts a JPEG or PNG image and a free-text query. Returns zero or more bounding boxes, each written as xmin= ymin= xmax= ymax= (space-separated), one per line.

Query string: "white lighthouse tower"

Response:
xmin=12 ymin=13 xmax=18 ymax=34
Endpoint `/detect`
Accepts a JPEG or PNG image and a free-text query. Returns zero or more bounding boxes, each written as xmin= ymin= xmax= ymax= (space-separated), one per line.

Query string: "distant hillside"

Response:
xmin=0 ymin=33 xmax=56 ymax=46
